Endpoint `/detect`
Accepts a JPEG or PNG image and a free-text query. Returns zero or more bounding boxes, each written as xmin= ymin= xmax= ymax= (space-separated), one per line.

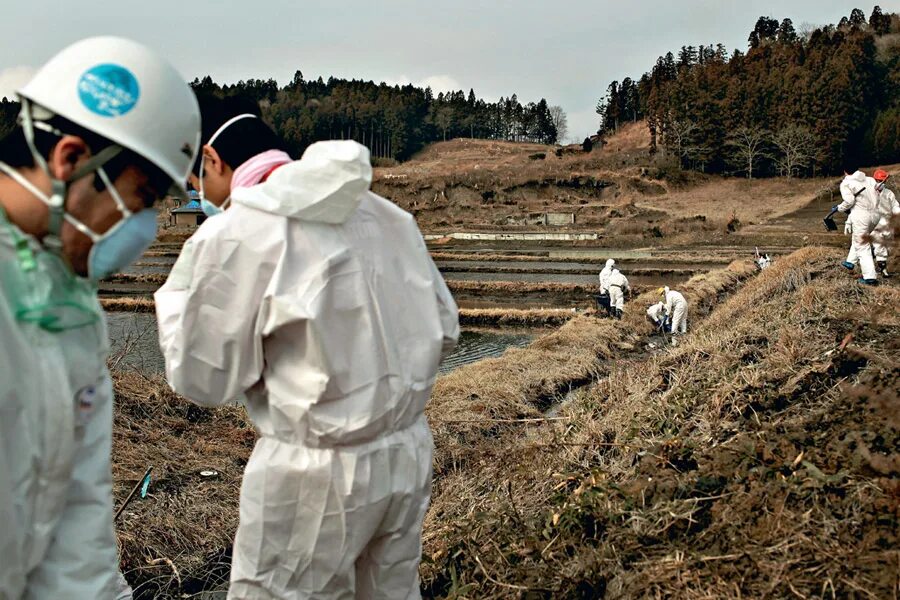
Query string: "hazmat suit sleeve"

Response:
xmin=0 ymin=421 xmax=25 ymax=598
xmin=25 ymin=373 xmax=118 ymax=598
xmin=888 ymin=190 xmax=900 ymax=215
xmin=155 ymin=232 xmax=272 ymax=406
xmin=837 ymin=177 xmax=864 ymax=213
xmin=428 ymin=257 xmax=460 ymax=359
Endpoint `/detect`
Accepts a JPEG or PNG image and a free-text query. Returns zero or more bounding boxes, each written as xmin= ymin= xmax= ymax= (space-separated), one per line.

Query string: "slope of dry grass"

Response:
xmin=427 ymin=259 xmax=758 ymax=476
xmin=421 ymin=247 xmax=900 ymax=599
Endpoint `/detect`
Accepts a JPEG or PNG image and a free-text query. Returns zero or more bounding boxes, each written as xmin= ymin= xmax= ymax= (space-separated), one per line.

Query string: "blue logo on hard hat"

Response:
xmin=77 ymin=64 xmax=140 ymax=118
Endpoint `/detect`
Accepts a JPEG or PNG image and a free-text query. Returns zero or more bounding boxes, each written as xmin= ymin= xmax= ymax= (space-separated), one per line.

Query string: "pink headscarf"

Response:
xmin=230 ymin=149 xmax=293 ymax=192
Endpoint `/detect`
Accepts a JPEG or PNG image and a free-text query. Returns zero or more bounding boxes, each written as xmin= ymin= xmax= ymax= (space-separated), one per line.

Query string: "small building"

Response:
xmin=171 ymin=199 xmax=206 ymax=227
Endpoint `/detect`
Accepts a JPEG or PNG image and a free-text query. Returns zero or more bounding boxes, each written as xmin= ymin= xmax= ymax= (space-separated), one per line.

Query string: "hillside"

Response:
xmin=371 ymin=132 xmax=889 ymax=247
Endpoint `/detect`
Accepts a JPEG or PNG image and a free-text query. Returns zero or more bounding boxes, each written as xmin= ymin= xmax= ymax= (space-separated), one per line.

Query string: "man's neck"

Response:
xmin=0 ymin=169 xmax=50 ymax=239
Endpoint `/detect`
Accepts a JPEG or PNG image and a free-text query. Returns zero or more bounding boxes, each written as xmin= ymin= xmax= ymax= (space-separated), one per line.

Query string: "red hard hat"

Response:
xmin=873 ymin=169 xmax=889 ymax=182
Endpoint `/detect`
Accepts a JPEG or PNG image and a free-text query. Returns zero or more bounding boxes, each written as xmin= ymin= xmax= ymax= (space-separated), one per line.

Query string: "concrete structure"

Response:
xmin=546 ymin=212 xmax=576 ymax=226
xmin=171 ymin=200 xmax=206 ymax=227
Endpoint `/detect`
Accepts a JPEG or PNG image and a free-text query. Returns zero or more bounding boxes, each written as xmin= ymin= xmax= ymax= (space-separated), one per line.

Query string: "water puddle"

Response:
xmin=106 ymin=313 xmax=535 ymax=376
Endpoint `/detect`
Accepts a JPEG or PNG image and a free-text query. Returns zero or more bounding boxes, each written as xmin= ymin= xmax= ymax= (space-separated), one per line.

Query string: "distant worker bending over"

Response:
xmin=155 ymin=97 xmax=460 ymax=600
xmin=597 ymin=258 xmax=615 ymax=316
xmin=607 ymin=267 xmax=629 ymax=319
xmin=647 ymin=301 xmax=667 ymax=330
xmin=663 ymin=286 xmax=688 ymax=339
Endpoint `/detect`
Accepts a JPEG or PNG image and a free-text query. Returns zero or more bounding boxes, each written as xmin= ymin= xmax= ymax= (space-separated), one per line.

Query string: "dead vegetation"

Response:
xmin=439 ymin=265 xmax=702 ymax=277
xmin=427 ymin=259 xmax=758 ymax=476
xmin=458 ymin=308 xmax=576 ymax=328
xmin=102 ymin=297 xmax=155 ymax=312
xmin=421 ymin=247 xmax=900 ymax=598
xmin=102 ymin=297 xmax=576 ymax=328
xmin=112 ymin=371 xmax=254 ymax=599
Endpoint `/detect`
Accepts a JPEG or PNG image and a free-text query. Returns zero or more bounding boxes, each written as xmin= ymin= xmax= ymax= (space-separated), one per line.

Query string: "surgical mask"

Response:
xmin=0 ymin=205 xmax=99 ymax=332
xmin=0 ymin=162 xmax=157 ymax=281
xmin=0 ymin=98 xmax=158 ymax=279
xmin=201 ymin=196 xmax=230 ymax=218
xmin=198 ymin=113 xmax=257 ymax=212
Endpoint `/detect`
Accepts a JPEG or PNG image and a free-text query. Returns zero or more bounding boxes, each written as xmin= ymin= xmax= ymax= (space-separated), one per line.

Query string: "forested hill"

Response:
xmin=0 ymin=74 xmax=562 ymax=163
xmin=596 ymin=6 xmax=900 ymax=176
xmin=191 ymin=74 xmax=561 ymax=161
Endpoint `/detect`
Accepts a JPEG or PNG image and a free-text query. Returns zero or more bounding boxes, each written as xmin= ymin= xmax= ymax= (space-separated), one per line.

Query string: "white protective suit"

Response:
xmin=598 ymin=259 xmax=615 ymax=293
xmin=873 ymin=187 xmax=899 ymax=263
xmin=647 ymin=302 xmax=666 ymax=324
xmin=607 ymin=269 xmax=629 ymax=311
xmin=0 ymin=219 xmax=119 ymax=598
xmin=155 ymin=141 xmax=460 ymax=600
xmin=837 ymin=171 xmax=881 ymax=280
xmin=664 ymin=288 xmax=688 ymax=334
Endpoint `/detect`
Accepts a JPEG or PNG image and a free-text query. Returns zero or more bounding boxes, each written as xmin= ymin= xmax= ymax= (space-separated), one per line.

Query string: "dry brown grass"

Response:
xmin=458 ymin=308 xmax=576 ymax=328
xmin=430 ymin=251 xmax=735 ymax=266
xmin=427 ymin=259 xmax=757 ymax=476
xmin=102 ymin=298 xmax=575 ymax=329
xmin=603 ymin=121 xmax=651 ymax=153
xmin=421 ymin=247 xmax=900 ymax=598
xmin=112 ymin=371 xmax=254 ymax=598
xmin=105 ymin=273 xmax=168 ymax=285
xmin=102 ymin=297 xmax=155 ymax=312
xmin=440 ymin=265 xmax=702 ymax=277
xmin=448 ymin=280 xmax=605 ymax=297
xmin=640 ymin=177 xmax=833 ymax=224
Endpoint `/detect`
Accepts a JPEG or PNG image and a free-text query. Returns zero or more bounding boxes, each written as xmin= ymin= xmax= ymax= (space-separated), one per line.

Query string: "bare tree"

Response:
xmin=549 ymin=105 xmax=568 ymax=144
xmin=726 ymin=126 xmax=770 ymax=179
xmin=434 ymin=107 xmax=453 ymax=141
xmin=664 ymin=119 xmax=699 ymax=166
xmin=772 ymin=125 xmax=816 ymax=178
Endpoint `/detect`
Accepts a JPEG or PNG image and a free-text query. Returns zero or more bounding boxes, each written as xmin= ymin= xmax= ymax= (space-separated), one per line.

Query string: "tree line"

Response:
xmin=0 ymin=73 xmax=564 ymax=162
xmin=189 ymin=73 xmax=562 ymax=160
xmin=596 ymin=6 xmax=900 ymax=177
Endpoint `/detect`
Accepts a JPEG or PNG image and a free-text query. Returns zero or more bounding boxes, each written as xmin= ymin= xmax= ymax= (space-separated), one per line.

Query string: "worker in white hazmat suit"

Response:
xmin=607 ymin=268 xmax=629 ymax=319
xmin=596 ymin=258 xmax=615 ymax=316
xmin=0 ymin=38 xmax=199 ymax=599
xmin=156 ymin=100 xmax=459 ymax=600
xmin=840 ymin=168 xmax=868 ymax=272
xmin=872 ymin=170 xmax=898 ymax=278
xmin=663 ymin=286 xmax=688 ymax=337
xmin=836 ymin=168 xmax=882 ymax=284
xmin=647 ymin=301 xmax=668 ymax=331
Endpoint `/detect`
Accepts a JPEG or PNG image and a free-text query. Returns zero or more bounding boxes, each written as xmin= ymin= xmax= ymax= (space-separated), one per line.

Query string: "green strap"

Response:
xmin=0 ymin=204 xmax=37 ymax=272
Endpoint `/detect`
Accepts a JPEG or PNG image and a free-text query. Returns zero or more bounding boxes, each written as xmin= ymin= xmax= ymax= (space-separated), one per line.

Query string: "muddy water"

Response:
xmin=106 ymin=313 xmax=534 ymax=376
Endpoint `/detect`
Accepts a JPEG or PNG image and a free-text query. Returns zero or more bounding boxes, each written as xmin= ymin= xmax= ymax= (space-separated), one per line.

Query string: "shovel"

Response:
xmin=823 ymin=207 xmax=838 ymax=232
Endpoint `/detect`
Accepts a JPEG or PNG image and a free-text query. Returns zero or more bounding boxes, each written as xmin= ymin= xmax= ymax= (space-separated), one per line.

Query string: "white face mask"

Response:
xmin=198 ymin=113 xmax=257 ymax=212
xmin=0 ymin=161 xmax=157 ymax=280
xmin=0 ymin=98 xmax=157 ymax=280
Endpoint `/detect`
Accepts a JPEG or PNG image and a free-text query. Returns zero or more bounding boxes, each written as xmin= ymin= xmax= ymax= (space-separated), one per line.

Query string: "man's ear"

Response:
xmin=204 ymin=144 xmax=225 ymax=175
xmin=48 ymin=135 xmax=90 ymax=182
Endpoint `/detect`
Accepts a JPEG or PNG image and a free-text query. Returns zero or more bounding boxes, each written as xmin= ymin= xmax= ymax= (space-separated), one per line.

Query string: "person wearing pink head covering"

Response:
xmin=157 ymin=96 xmax=459 ymax=599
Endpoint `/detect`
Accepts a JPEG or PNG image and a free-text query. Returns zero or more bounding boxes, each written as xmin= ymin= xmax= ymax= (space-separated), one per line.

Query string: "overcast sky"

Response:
xmin=2 ymin=1 xmax=898 ymax=142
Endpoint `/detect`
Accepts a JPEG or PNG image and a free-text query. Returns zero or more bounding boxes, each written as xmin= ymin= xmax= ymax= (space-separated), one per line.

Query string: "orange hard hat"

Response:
xmin=873 ymin=169 xmax=889 ymax=182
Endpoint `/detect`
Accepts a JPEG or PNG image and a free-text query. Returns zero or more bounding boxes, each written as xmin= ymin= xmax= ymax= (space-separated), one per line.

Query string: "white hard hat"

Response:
xmin=17 ymin=36 xmax=200 ymax=197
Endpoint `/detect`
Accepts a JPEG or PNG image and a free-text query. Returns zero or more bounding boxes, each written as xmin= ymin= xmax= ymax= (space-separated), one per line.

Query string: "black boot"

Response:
xmin=877 ymin=261 xmax=890 ymax=278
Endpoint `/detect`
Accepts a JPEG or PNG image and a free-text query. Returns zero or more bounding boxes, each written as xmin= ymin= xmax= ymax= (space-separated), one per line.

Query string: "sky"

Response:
xmin=2 ymin=1 xmax=898 ymax=143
